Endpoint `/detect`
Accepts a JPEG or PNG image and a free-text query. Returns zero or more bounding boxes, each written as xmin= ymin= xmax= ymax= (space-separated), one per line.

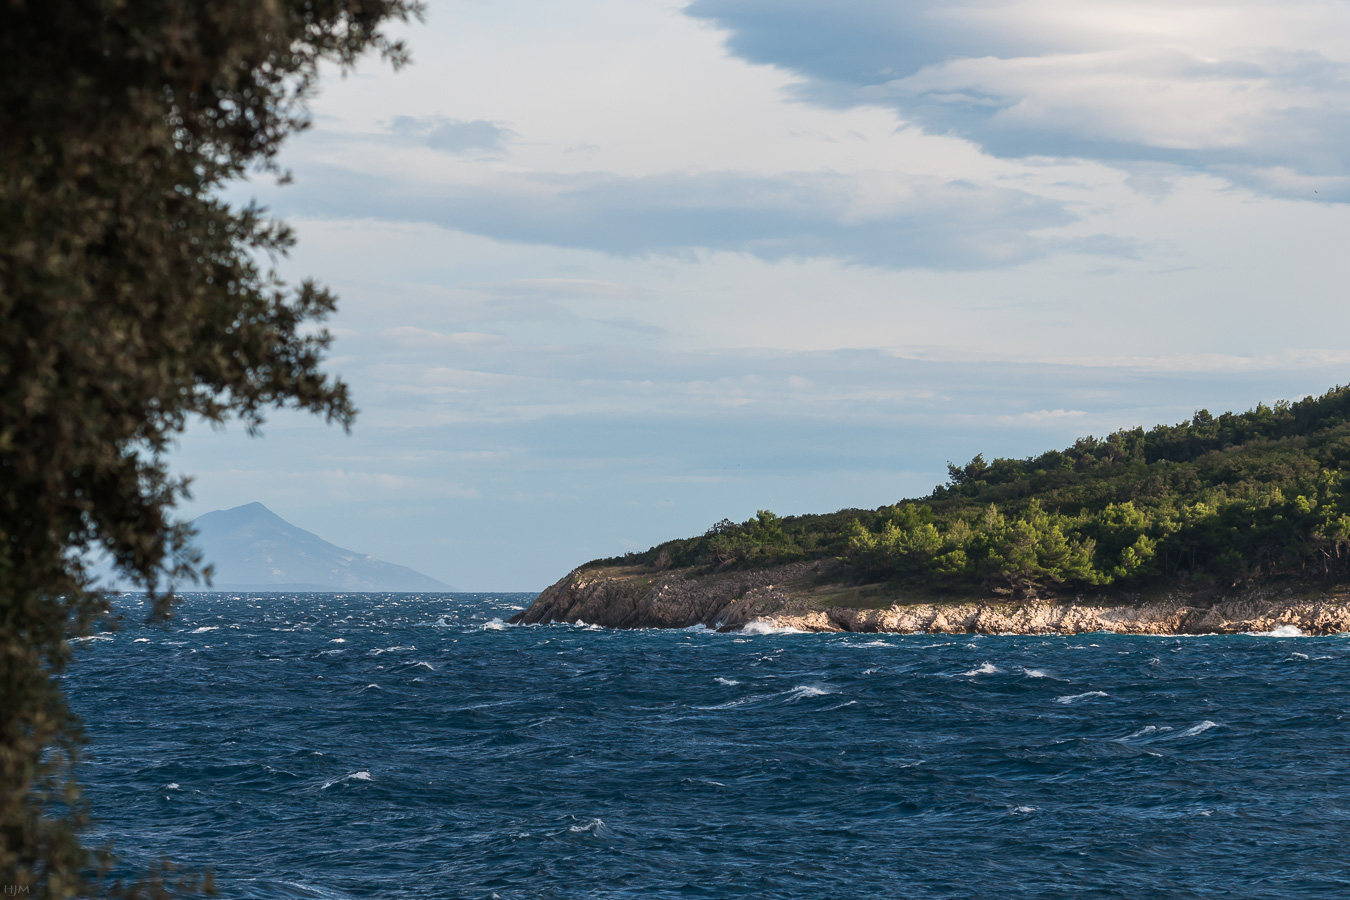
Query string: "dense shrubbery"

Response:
xmin=600 ymin=386 xmax=1350 ymax=599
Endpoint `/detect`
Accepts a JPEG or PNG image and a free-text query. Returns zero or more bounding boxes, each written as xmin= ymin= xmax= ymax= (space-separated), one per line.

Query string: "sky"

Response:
xmin=176 ymin=0 xmax=1350 ymax=590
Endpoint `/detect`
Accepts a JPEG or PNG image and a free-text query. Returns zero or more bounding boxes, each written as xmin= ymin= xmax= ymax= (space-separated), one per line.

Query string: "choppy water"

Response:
xmin=66 ymin=592 xmax=1350 ymax=898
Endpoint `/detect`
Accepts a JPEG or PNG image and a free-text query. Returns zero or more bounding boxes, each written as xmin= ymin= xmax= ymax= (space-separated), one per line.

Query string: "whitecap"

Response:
xmin=190 ymin=626 xmax=218 ymax=634
xmin=683 ymin=624 xmax=711 ymax=633
xmin=1289 ymin=651 xmax=1310 ymax=660
xmin=785 ymin=684 xmax=837 ymax=701
xmin=714 ymin=676 xmax=740 ymax=686
xmin=1174 ymin=720 xmax=1221 ymax=738
xmin=166 ymin=783 xmax=180 ymax=790
xmin=329 ymin=638 xmax=346 ymax=644
xmin=1009 ymin=805 xmax=1037 ymax=815
xmin=1252 ymin=625 xmax=1305 ymax=637
xmin=320 ymin=770 xmax=373 ymax=790
xmin=567 ymin=817 xmax=606 ymax=835
xmin=369 ymin=646 xmax=415 ymax=655
xmin=410 ymin=661 xmax=435 ymax=671
xmin=960 ymin=662 xmax=1002 ymax=676
xmin=133 ymin=638 xmax=151 ymax=644
xmin=1055 ymin=690 xmax=1108 ymax=704
xmin=740 ymin=620 xmax=805 ymax=635
xmin=481 ymin=618 xmax=508 ymax=631
xmin=1022 ymin=668 xmax=1051 ymax=679
xmin=693 ymin=694 xmax=773 ymax=710
xmin=1120 ymin=725 xmax=1170 ymax=741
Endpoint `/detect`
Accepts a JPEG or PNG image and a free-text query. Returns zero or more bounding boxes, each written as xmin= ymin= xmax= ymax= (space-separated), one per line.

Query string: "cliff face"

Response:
xmin=510 ymin=562 xmax=1350 ymax=635
xmin=509 ymin=562 xmax=821 ymax=630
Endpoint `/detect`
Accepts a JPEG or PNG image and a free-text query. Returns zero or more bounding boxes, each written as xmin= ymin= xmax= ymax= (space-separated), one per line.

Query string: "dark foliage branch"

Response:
xmin=0 ymin=1 xmax=421 ymax=894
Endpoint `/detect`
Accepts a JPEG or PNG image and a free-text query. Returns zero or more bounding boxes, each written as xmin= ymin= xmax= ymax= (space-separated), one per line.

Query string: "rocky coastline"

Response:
xmin=509 ymin=560 xmax=1350 ymax=635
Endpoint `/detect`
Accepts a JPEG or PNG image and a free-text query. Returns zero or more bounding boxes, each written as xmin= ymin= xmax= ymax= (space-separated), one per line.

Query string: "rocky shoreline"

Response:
xmin=509 ymin=561 xmax=1350 ymax=635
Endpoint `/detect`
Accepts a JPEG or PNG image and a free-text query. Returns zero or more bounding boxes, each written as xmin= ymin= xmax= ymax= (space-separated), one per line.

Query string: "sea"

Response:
xmin=64 ymin=591 xmax=1350 ymax=899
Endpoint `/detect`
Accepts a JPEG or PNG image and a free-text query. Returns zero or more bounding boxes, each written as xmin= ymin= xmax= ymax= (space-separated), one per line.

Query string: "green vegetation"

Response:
xmin=603 ymin=386 xmax=1350 ymax=600
xmin=1 ymin=2 xmax=419 ymax=895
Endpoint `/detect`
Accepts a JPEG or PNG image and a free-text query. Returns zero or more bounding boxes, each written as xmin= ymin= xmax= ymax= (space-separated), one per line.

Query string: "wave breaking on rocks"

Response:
xmin=509 ymin=561 xmax=1350 ymax=635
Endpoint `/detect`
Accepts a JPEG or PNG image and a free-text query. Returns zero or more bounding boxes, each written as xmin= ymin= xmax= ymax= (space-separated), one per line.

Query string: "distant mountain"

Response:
xmin=161 ymin=502 xmax=453 ymax=592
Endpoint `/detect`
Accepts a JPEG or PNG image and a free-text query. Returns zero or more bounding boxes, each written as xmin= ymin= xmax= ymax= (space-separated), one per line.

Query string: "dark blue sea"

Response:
xmin=66 ymin=592 xmax=1350 ymax=899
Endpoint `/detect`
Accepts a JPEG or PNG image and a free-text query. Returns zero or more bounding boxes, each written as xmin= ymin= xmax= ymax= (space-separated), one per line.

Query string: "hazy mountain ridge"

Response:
xmin=193 ymin=502 xmax=453 ymax=592
xmin=101 ymin=502 xmax=453 ymax=592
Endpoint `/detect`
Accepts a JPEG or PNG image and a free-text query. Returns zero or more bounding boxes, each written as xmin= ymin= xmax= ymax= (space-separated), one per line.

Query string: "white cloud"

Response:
xmin=690 ymin=0 xmax=1350 ymax=191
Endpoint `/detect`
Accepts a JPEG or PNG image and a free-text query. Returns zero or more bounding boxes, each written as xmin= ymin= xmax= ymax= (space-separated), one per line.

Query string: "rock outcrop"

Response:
xmin=509 ymin=561 xmax=1350 ymax=635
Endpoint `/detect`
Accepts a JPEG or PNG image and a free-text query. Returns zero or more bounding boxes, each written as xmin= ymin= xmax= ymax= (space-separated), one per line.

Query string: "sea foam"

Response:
xmin=741 ymin=621 xmax=805 ymax=635
xmin=1252 ymin=625 xmax=1305 ymax=637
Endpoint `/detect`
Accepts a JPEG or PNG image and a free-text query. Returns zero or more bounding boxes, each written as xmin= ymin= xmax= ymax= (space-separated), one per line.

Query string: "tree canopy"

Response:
xmin=1 ymin=1 xmax=420 ymax=894
xmin=602 ymin=386 xmax=1350 ymax=601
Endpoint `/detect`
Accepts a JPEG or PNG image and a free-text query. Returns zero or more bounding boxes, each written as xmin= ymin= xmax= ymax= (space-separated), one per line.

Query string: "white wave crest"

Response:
xmin=190 ymin=626 xmax=218 ymax=634
xmin=714 ymin=676 xmax=740 ymax=686
xmin=740 ymin=620 xmax=805 ymax=635
xmin=567 ymin=817 xmax=606 ymax=835
xmin=320 ymin=770 xmax=373 ymax=790
xmin=960 ymin=662 xmax=1002 ymax=676
xmin=693 ymin=694 xmax=772 ymax=710
xmin=133 ymin=638 xmax=151 ymax=644
xmin=1175 ymin=720 xmax=1221 ymax=738
xmin=1120 ymin=725 xmax=1170 ymax=740
xmin=1252 ymin=625 xmax=1305 ymax=637
xmin=329 ymin=638 xmax=346 ymax=644
xmin=1055 ymin=690 xmax=1108 ymax=704
xmin=785 ymin=684 xmax=837 ymax=701
xmin=1022 ymin=668 xmax=1051 ymax=679
xmin=481 ymin=618 xmax=508 ymax=631
xmin=410 ymin=661 xmax=435 ymax=671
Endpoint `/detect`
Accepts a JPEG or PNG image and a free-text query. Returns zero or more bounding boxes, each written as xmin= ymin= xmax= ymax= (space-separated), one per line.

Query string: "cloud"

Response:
xmin=475 ymin=278 xmax=648 ymax=300
xmin=381 ymin=326 xmax=506 ymax=349
xmin=686 ymin=0 xmax=1350 ymax=193
xmin=277 ymin=166 xmax=1072 ymax=270
xmin=997 ymin=408 xmax=1088 ymax=425
xmin=388 ymin=115 xmax=516 ymax=155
